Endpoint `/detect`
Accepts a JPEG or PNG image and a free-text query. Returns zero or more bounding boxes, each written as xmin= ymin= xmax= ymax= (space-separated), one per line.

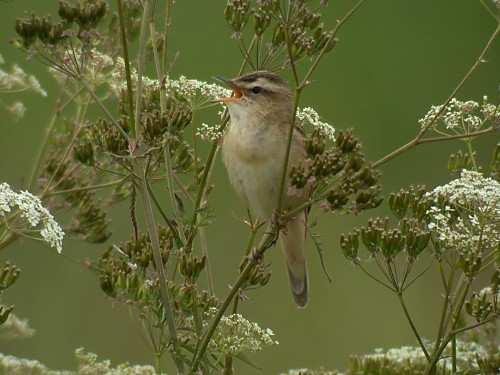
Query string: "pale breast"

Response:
xmin=222 ymin=119 xmax=306 ymax=220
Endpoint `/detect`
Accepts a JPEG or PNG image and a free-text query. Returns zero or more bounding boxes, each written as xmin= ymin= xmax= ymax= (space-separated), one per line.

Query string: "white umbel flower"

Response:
xmin=296 ymin=107 xmax=336 ymax=141
xmin=418 ymin=97 xmax=498 ymax=133
xmin=204 ymin=307 xmax=278 ymax=356
xmin=0 ymin=182 xmax=64 ymax=253
xmin=425 ymin=170 xmax=500 ymax=253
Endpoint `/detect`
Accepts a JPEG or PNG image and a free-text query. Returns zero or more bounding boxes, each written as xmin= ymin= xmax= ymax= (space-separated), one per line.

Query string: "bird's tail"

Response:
xmin=280 ymin=211 xmax=308 ymax=308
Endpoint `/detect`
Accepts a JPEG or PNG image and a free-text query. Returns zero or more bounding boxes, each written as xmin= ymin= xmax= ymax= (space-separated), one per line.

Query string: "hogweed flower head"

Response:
xmin=0 ymin=182 xmax=64 ymax=253
xmin=0 ymin=313 xmax=35 ymax=340
xmin=204 ymin=307 xmax=278 ymax=356
xmin=296 ymin=107 xmax=335 ymax=142
xmin=0 ymin=63 xmax=46 ymax=97
xmin=425 ymin=170 xmax=499 ymax=260
xmin=418 ymin=97 xmax=499 ymax=134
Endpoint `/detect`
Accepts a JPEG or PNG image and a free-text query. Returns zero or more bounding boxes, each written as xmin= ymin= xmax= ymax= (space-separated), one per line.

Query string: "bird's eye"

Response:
xmin=251 ymin=86 xmax=262 ymax=94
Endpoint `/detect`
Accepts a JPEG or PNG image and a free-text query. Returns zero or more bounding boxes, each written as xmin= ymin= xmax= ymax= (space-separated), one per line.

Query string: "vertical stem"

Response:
xmin=27 ymin=97 xmax=61 ymax=190
xmin=137 ymin=160 xmax=185 ymax=374
xmin=161 ymin=0 xmax=173 ymax=74
xmin=465 ymin=140 xmax=478 ymax=170
xmin=149 ymin=20 xmax=184 ymax=238
xmin=451 ymin=335 xmax=457 ymax=374
xmin=116 ymin=0 xmax=136 ymax=136
xmin=397 ymin=292 xmax=431 ymax=361
xmin=134 ymin=0 xmax=153 ymax=144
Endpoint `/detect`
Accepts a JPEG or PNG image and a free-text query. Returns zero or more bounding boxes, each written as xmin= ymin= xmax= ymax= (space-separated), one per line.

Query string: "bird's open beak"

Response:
xmin=213 ymin=76 xmax=243 ymax=103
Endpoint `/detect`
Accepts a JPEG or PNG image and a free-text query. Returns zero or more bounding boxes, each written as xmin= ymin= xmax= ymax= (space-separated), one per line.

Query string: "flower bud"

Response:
xmin=340 ymin=231 xmax=359 ymax=262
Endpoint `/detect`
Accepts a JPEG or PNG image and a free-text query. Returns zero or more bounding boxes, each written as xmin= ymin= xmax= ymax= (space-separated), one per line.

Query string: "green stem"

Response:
xmin=465 ymin=139 xmax=478 ymax=170
xmin=136 ymin=160 xmax=185 ymax=374
xmin=80 ymin=79 xmax=129 ymax=141
xmin=46 ymin=177 xmax=127 ymax=196
xmin=116 ymin=0 xmax=136 ymax=137
xmin=27 ymin=87 xmax=83 ymax=190
xmin=433 ymin=263 xmax=455 ymax=353
xmin=374 ymin=23 xmax=500 ymax=168
xmin=451 ymin=335 xmax=457 ymax=374
xmin=190 ymin=230 xmax=277 ymax=373
xmin=300 ymin=0 xmax=369 ymax=89
xmin=397 ymin=292 xmax=430 ymax=361
xmin=418 ymin=126 xmax=495 ymax=144
xmin=425 ymin=279 xmax=471 ymax=374
xmin=133 ymin=0 xmax=153 ymax=144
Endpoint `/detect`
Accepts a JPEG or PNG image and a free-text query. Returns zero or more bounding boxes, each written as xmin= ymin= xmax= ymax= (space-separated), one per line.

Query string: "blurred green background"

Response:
xmin=0 ymin=0 xmax=498 ymax=374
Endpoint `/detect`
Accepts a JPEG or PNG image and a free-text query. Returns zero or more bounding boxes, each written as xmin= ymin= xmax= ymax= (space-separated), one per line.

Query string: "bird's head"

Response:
xmin=215 ymin=71 xmax=293 ymax=123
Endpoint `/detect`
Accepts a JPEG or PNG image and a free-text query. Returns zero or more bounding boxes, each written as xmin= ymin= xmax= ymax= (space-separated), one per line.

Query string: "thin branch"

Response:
xmin=80 ymin=80 xmax=130 ymax=140
xmin=358 ymin=263 xmax=396 ymax=292
xmin=397 ymin=292 xmax=431 ymax=361
xmin=373 ymin=23 xmax=500 ymax=168
xmin=46 ymin=177 xmax=127 ymax=196
xmin=116 ymin=0 xmax=136 ymax=136
xmin=133 ymin=0 xmax=153 ymax=144
xmin=300 ymin=0 xmax=369 ymax=88
xmin=417 ymin=126 xmax=496 ymax=144
xmin=137 ymin=159 xmax=185 ymax=374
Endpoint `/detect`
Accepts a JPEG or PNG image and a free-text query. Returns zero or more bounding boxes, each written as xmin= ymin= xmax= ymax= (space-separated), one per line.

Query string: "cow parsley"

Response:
xmin=204 ymin=307 xmax=278 ymax=356
xmin=418 ymin=97 xmax=498 ymax=134
xmin=0 ymin=182 xmax=64 ymax=253
xmin=425 ymin=170 xmax=500 ymax=254
xmin=296 ymin=107 xmax=336 ymax=141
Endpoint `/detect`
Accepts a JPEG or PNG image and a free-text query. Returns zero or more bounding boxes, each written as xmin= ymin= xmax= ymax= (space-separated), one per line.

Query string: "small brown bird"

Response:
xmin=217 ymin=71 xmax=309 ymax=307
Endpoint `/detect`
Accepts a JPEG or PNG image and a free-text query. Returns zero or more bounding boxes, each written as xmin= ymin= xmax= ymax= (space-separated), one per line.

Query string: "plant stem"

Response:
xmin=433 ymin=263 xmax=455 ymax=353
xmin=397 ymin=292 xmax=431 ymax=361
xmin=374 ymin=23 xmax=500 ymax=168
xmin=161 ymin=0 xmax=173 ymax=74
xmin=300 ymin=0 xmax=369 ymax=89
xmin=190 ymin=230 xmax=277 ymax=373
xmin=46 ymin=177 xmax=127 ymax=196
xmin=149 ymin=19 xmax=183 ymax=236
xmin=357 ymin=263 xmax=396 ymax=292
xmin=116 ymin=0 xmax=136 ymax=137
xmin=418 ymin=126 xmax=495 ymax=144
xmin=451 ymin=335 xmax=457 ymax=374
xmin=80 ymin=80 xmax=129 ymax=140
xmin=424 ymin=279 xmax=471 ymax=374
xmin=137 ymin=159 xmax=185 ymax=374
xmin=27 ymin=87 xmax=83 ymax=191
xmin=133 ymin=0 xmax=153 ymax=144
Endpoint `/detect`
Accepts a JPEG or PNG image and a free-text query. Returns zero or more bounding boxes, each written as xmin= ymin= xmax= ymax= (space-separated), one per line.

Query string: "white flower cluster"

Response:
xmin=167 ymin=75 xmax=231 ymax=104
xmin=0 ymin=349 xmax=162 ymax=375
xmin=1 ymin=53 xmax=46 ymax=120
xmin=0 ymin=313 xmax=35 ymax=340
xmin=196 ymin=122 xmax=225 ymax=142
xmin=296 ymin=107 xmax=336 ymax=141
xmin=205 ymin=307 xmax=278 ymax=356
xmin=281 ymin=369 xmax=341 ymax=375
xmin=62 ymin=50 xmax=335 ymax=142
xmin=75 ymin=348 xmax=159 ymax=375
xmin=0 ymin=353 xmax=67 ymax=375
xmin=0 ymin=58 xmax=47 ymax=97
xmin=418 ymin=97 xmax=498 ymax=133
xmin=425 ymin=170 xmax=500 ymax=254
xmin=363 ymin=341 xmax=489 ymax=372
xmin=0 ymin=182 xmax=64 ymax=253
xmin=109 ymin=56 xmax=159 ymax=94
